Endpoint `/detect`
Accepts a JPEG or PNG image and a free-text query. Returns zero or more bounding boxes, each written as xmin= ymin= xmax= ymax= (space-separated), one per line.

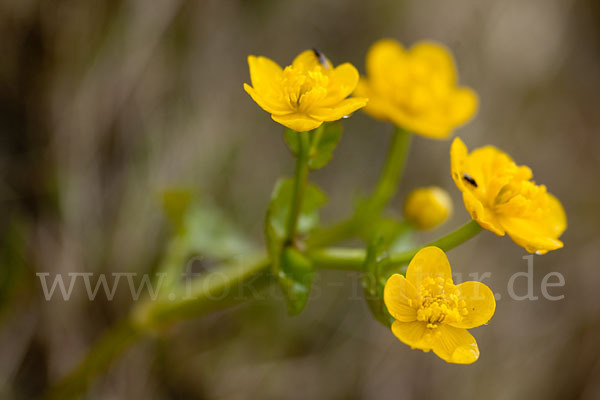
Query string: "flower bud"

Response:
xmin=404 ymin=186 xmax=453 ymax=230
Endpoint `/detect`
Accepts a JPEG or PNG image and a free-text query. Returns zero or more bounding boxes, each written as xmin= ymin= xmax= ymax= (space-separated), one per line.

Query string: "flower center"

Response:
xmin=280 ymin=64 xmax=329 ymax=112
xmin=490 ymin=172 xmax=549 ymax=221
xmin=388 ymin=60 xmax=449 ymax=115
xmin=461 ymin=153 xmax=550 ymax=221
xmin=414 ymin=277 xmax=467 ymax=329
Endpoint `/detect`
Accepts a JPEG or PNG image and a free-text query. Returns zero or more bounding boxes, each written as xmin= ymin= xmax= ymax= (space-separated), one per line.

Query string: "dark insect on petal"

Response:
xmin=312 ymin=48 xmax=330 ymax=69
xmin=463 ymin=173 xmax=478 ymax=187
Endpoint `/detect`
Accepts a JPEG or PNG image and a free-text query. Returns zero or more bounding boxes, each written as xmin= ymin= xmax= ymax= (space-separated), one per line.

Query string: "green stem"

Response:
xmin=308 ymin=124 xmax=324 ymax=157
xmin=45 ymin=256 xmax=273 ymax=400
xmin=308 ymin=220 xmax=483 ymax=271
xmin=286 ymin=130 xmax=311 ymax=244
xmin=135 ymin=256 xmax=273 ymax=326
xmin=309 ymin=247 xmax=366 ymax=270
xmin=305 ymin=218 xmax=355 ymax=248
xmin=364 ymin=125 xmax=412 ymax=218
xmin=385 ymin=220 xmax=482 ymax=272
xmin=156 ymin=236 xmax=189 ymax=295
xmin=46 ymin=221 xmax=481 ymax=399
xmin=307 ymin=126 xmax=412 ymax=247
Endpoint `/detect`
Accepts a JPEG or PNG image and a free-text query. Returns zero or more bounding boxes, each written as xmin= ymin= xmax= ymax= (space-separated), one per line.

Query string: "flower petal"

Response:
xmin=397 ymin=115 xmax=454 ymax=139
xmin=366 ymin=39 xmax=405 ymax=85
xmin=391 ymin=320 xmax=431 ymax=351
xmin=292 ymin=49 xmax=325 ymax=70
xmin=467 ymin=145 xmax=523 ymax=193
xmin=450 ymin=137 xmax=469 ymax=191
xmin=410 ymin=41 xmax=457 ymax=84
xmin=502 ymin=223 xmax=564 ymax=253
xmin=271 ymin=113 xmax=322 ymax=132
xmin=462 ymin=191 xmax=505 ymax=236
xmin=319 ymin=63 xmax=360 ymax=106
xmin=406 ymin=246 xmax=453 ymax=290
xmin=247 ymin=55 xmax=283 ymax=92
xmin=447 ymin=87 xmax=478 ymax=125
xmin=356 ymin=82 xmax=451 ymax=139
xmin=451 ymin=138 xmax=508 ymax=196
xmin=432 ymin=325 xmax=480 ymax=364
xmin=449 ymin=281 xmax=496 ymax=329
xmin=354 ymin=79 xmax=399 ymax=121
xmin=299 ymin=87 xmax=328 ymax=111
xmin=331 ymin=63 xmax=359 ymax=94
xmin=383 ymin=274 xmax=418 ymax=322
xmin=499 ymin=194 xmax=566 ymax=253
xmin=308 ymin=97 xmax=368 ymax=121
xmin=244 ymin=84 xmax=290 ymax=115
xmin=546 ymin=193 xmax=568 ymax=236
xmin=450 ymin=138 xmax=506 ymax=235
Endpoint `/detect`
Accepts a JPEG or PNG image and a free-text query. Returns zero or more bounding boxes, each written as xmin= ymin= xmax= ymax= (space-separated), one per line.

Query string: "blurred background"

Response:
xmin=1 ymin=0 xmax=600 ymax=398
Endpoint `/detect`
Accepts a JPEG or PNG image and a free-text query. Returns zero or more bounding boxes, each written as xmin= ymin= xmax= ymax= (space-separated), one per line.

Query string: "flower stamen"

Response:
xmin=416 ymin=277 xmax=466 ymax=328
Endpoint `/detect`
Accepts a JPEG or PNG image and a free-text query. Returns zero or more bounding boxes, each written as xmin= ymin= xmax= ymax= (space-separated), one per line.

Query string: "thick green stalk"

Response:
xmin=308 ymin=220 xmax=483 ymax=271
xmin=309 ymin=247 xmax=366 ymax=270
xmin=46 ymin=221 xmax=481 ymax=399
xmin=385 ymin=220 xmax=482 ymax=273
xmin=305 ymin=218 xmax=355 ymax=248
xmin=365 ymin=126 xmax=412 ymax=218
xmin=286 ymin=130 xmax=311 ymax=244
xmin=307 ymin=126 xmax=412 ymax=247
xmin=45 ymin=256 xmax=273 ymax=400
xmin=135 ymin=256 xmax=273 ymax=326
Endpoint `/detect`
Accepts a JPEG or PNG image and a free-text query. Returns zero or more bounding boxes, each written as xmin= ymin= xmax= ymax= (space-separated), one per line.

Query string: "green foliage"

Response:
xmin=160 ymin=188 xmax=254 ymax=261
xmin=265 ymin=178 xmax=327 ymax=315
xmin=361 ymin=238 xmax=395 ymax=327
xmin=284 ymin=122 xmax=343 ymax=170
xmin=359 ymin=218 xmax=414 ymax=327
xmin=278 ymin=247 xmax=314 ymax=315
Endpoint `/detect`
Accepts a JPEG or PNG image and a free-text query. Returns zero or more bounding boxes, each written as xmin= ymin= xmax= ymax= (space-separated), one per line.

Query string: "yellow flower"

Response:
xmin=355 ymin=39 xmax=477 ymax=139
xmin=384 ymin=246 xmax=495 ymax=364
xmin=450 ymin=138 xmax=567 ymax=254
xmin=244 ymin=49 xmax=368 ymax=132
xmin=404 ymin=186 xmax=453 ymax=230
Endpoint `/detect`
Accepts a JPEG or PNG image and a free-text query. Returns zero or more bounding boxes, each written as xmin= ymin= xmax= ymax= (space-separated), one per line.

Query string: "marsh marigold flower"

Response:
xmin=355 ymin=39 xmax=477 ymax=139
xmin=244 ymin=49 xmax=368 ymax=132
xmin=451 ymin=138 xmax=566 ymax=254
xmin=404 ymin=186 xmax=453 ymax=230
xmin=384 ymin=246 xmax=495 ymax=364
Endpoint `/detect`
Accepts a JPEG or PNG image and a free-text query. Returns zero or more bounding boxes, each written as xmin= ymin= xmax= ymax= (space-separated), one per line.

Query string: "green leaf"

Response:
xmin=265 ymin=178 xmax=327 ymax=247
xmin=160 ymin=188 xmax=253 ymax=260
xmin=264 ymin=178 xmax=327 ymax=315
xmin=361 ymin=238 xmax=394 ymax=327
xmin=307 ymin=122 xmax=342 ymax=169
xmin=184 ymin=204 xmax=254 ymax=260
xmin=283 ymin=129 xmax=300 ymax=156
xmin=388 ymin=225 xmax=415 ymax=254
xmin=357 ymin=217 xmax=414 ymax=284
xmin=278 ymin=247 xmax=314 ymax=315
xmin=283 ymin=122 xmax=343 ymax=170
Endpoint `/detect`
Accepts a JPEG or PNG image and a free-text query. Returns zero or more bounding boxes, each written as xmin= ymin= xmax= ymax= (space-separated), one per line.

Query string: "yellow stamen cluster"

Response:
xmin=281 ymin=64 xmax=329 ymax=112
xmin=493 ymin=180 xmax=549 ymax=220
xmin=451 ymin=138 xmax=566 ymax=253
xmin=414 ymin=277 xmax=467 ymax=328
xmin=244 ymin=50 xmax=367 ymax=132
xmin=354 ymin=39 xmax=478 ymax=139
xmin=383 ymin=247 xmax=496 ymax=364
